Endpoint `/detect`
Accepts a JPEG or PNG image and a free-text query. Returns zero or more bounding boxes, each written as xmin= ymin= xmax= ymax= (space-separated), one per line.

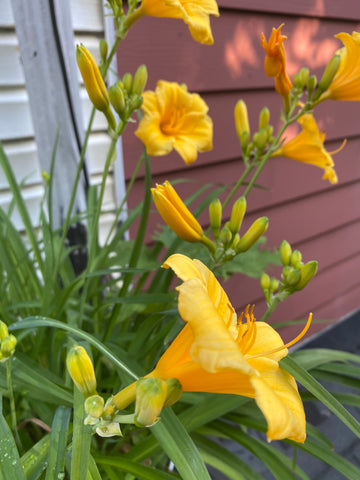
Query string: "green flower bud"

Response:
xmin=219 ymin=226 xmax=233 ymax=247
xmin=85 ymin=394 xmax=104 ymax=419
xmin=231 ymin=233 xmax=240 ymax=250
xmin=209 ymin=199 xmax=222 ymax=238
xmin=99 ymin=39 xmax=108 ymax=62
xmin=285 ymin=269 xmax=301 ymax=287
xmin=0 ymin=321 xmax=9 ymax=341
xmin=122 ymin=72 xmax=133 ymax=93
xmin=314 ymin=54 xmax=341 ymax=100
xmin=294 ymin=67 xmax=310 ymax=90
xmin=279 ymin=240 xmax=292 ymax=266
xmin=0 ymin=334 xmax=16 ymax=359
xmin=135 ymin=377 xmax=167 ymax=428
xmin=109 ymin=83 xmax=126 ymax=117
xmin=129 ymin=93 xmax=143 ymax=110
xmin=270 ymin=278 xmax=280 ymax=292
xmin=163 ymin=378 xmax=182 ymax=407
xmin=295 ymin=261 xmax=318 ymax=291
xmin=66 ymin=345 xmax=97 ymax=398
xmin=290 ymin=250 xmax=302 ymax=269
xmin=259 ymin=107 xmax=270 ymax=130
xmin=307 ymin=74 xmax=317 ymax=97
xmin=132 ymin=64 xmax=148 ymax=96
xmin=236 ymin=217 xmax=269 ymax=253
xmin=260 ymin=273 xmax=271 ymax=291
xmin=229 ymin=197 xmax=246 ymax=234
xmin=253 ymin=129 xmax=268 ymax=151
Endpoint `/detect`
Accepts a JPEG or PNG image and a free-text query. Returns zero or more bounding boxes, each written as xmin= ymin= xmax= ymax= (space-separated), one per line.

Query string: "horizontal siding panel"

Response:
xmin=87 ymin=133 xmax=112 ymax=175
xmin=80 ymin=88 xmax=108 ymax=130
xmin=0 ymin=0 xmax=14 ymax=27
xmin=119 ymin=11 xmax=358 ymax=93
xmin=0 ymin=33 xmax=24 ymax=86
xmin=219 ymin=0 xmax=360 ymax=21
xmin=1 ymin=140 xmax=42 ymax=188
xmin=69 ymin=0 xmax=103 ymax=32
xmin=0 ymin=89 xmax=34 ymax=140
xmin=0 ymin=184 xmax=43 ymax=230
xmin=89 ymin=174 xmax=116 ymax=208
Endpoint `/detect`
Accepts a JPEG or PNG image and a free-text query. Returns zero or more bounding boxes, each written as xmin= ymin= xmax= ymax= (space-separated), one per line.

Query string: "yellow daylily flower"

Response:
xmin=148 ymin=254 xmax=310 ymax=443
xmin=261 ymin=24 xmax=292 ymax=97
xmin=139 ymin=0 xmax=219 ymax=45
xmin=135 ymin=81 xmax=213 ymax=165
xmin=318 ymin=31 xmax=360 ymax=101
xmin=151 ymin=181 xmax=204 ymax=242
xmin=272 ymin=113 xmax=342 ymax=184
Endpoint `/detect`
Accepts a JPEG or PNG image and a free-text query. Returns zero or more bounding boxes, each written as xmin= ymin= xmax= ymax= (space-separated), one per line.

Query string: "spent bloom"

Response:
xmin=261 ymin=24 xmax=292 ymax=97
xmin=136 ymin=81 xmax=213 ymax=165
xmin=139 ymin=0 xmax=219 ymax=45
xmin=151 ymin=181 xmax=204 ymax=242
xmin=148 ymin=254 xmax=309 ymax=442
xmin=318 ymin=31 xmax=360 ymax=102
xmin=272 ymin=113 xmax=342 ymax=184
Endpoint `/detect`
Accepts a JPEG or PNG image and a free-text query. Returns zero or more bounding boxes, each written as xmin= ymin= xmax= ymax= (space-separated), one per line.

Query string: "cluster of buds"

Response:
xmin=209 ymin=196 xmax=269 ymax=263
xmin=234 ymin=100 xmax=275 ymax=162
xmin=0 ymin=321 xmax=16 ymax=362
xmin=261 ymin=240 xmax=318 ymax=306
xmin=66 ymin=344 xmax=183 ymax=437
xmin=76 ymin=44 xmax=147 ymax=133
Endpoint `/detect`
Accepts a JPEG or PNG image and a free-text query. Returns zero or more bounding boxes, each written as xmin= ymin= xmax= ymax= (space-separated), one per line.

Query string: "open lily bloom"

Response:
xmin=261 ymin=24 xmax=292 ymax=97
xmin=150 ymin=254 xmax=309 ymax=442
xmin=140 ymin=0 xmax=219 ymax=45
xmin=272 ymin=113 xmax=341 ymax=184
xmin=319 ymin=31 xmax=360 ymax=102
xmin=135 ymin=81 xmax=213 ymax=165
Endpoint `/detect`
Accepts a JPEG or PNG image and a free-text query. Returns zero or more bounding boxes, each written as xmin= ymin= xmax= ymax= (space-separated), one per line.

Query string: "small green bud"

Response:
xmin=163 ymin=378 xmax=182 ymax=407
xmin=294 ymin=67 xmax=309 ymax=90
xmin=132 ymin=64 xmax=148 ymax=95
xmin=270 ymin=278 xmax=280 ymax=292
xmin=0 ymin=334 xmax=16 ymax=359
xmin=99 ymin=39 xmax=108 ymax=62
xmin=253 ymin=129 xmax=268 ymax=151
xmin=135 ymin=377 xmax=167 ymax=427
xmin=290 ymin=250 xmax=302 ymax=269
xmin=236 ymin=217 xmax=269 ymax=253
xmin=129 ymin=93 xmax=143 ymax=110
xmin=0 ymin=321 xmax=9 ymax=341
xmin=229 ymin=197 xmax=246 ymax=234
xmin=219 ymin=226 xmax=233 ymax=247
xmin=85 ymin=394 xmax=104 ymax=418
xmin=259 ymin=107 xmax=270 ymax=130
xmin=279 ymin=240 xmax=292 ymax=266
xmin=209 ymin=199 xmax=222 ymax=239
xmin=240 ymin=131 xmax=250 ymax=153
xmin=314 ymin=54 xmax=341 ymax=100
xmin=282 ymin=265 xmax=292 ymax=281
xmin=295 ymin=261 xmax=318 ymax=291
xmin=122 ymin=72 xmax=133 ymax=93
xmin=234 ymin=100 xmax=250 ymax=145
xmin=260 ymin=273 xmax=271 ymax=291
xmin=231 ymin=233 xmax=240 ymax=250
xmin=286 ymin=269 xmax=301 ymax=286
xmin=109 ymin=83 xmax=126 ymax=116
xmin=307 ymin=75 xmax=317 ymax=97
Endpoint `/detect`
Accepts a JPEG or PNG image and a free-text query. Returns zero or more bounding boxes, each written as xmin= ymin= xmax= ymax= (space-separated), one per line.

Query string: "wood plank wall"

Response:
xmin=119 ymin=1 xmax=360 ymax=340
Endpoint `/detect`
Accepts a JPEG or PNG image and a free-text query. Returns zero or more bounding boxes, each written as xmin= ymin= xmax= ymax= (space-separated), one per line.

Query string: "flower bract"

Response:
xmin=151 ymin=181 xmax=204 ymax=242
xmin=261 ymin=24 xmax=292 ymax=97
xmin=150 ymin=253 xmax=308 ymax=442
xmin=272 ymin=113 xmax=340 ymax=184
xmin=136 ymin=81 xmax=213 ymax=165
xmin=140 ymin=0 xmax=219 ymax=45
xmin=319 ymin=31 xmax=360 ymax=101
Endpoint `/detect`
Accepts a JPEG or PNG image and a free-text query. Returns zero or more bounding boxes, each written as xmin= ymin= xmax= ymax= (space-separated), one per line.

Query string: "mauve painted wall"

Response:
xmin=118 ymin=1 xmax=360 ymax=341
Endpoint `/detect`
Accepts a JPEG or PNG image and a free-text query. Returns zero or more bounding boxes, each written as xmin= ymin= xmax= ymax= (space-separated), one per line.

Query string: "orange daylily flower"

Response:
xmin=272 ymin=113 xmax=343 ymax=184
xmin=261 ymin=24 xmax=292 ymax=97
xmin=149 ymin=254 xmax=310 ymax=442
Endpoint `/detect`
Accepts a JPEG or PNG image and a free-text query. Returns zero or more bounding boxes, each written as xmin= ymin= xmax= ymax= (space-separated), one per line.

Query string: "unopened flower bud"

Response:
xmin=234 ymin=100 xmax=250 ymax=144
xmin=66 ymin=345 xmax=97 ymax=398
xmin=253 ymin=129 xmax=268 ymax=151
xmin=236 ymin=217 xmax=269 ymax=253
xmin=314 ymin=54 xmax=341 ymax=100
xmin=85 ymin=394 xmax=104 ymax=418
xmin=270 ymin=278 xmax=280 ymax=292
xmin=307 ymin=75 xmax=317 ymax=97
xmin=135 ymin=377 xmax=167 ymax=427
xmin=0 ymin=321 xmax=9 ymax=341
xmin=132 ymin=64 xmax=148 ymax=96
xmin=294 ymin=67 xmax=310 ymax=90
xmin=129 ymin=93 xmax=143 ymax=110
xmin=259 ymin=107 xmax=270 ymax=130
xmin=109 ymin=83 xmax=126 ymax=117
xmin=282 ymin=265 xmax=292 ymax=281
xmin=240 ymin=131 xmax=250 ymax=153
xmin=260 ymin=273 xmax=271 ymax=291
xmin=231 ymin=233 xmax=240 ymax=250
xmin=229 ymin=197 xmax=246 ymax=234
xmin=99 ymin=39 xmax=108 ymax=62
xmin=279 ymin=240 xmax=292 ymax=266
xmin=286 ymin=269 xmax=301 ymax=286
xmin=295 ymin=261 xmax=318 ymax=291
xmin=219 ymin=226 xmax=233 ymax=247
xmin=163 ymin=378 xmax=182 ymax=407
xmin=290 ymin=250 xmax=302 ymax=269
xmin=209 ymin=199 xmax=222 ymax=239
xmin=122 ymin=72 xmax=133 ymax=93
xmin=0 ymin=334 xmax=16 ymax=360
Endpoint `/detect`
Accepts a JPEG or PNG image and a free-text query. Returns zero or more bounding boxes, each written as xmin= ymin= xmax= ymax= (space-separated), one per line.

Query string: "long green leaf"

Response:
xmin=151 ymin=408 xmax=211 ymax=480
xmin=0 ymin=393 xmax=25 ymax=480
xmin=71 ymin=387 xmax=92 ymax=480
xmin=281 ymin=356 xmax=360 ymax=439
xmin=290 ymin=349 xmax=360 ymax=371
xmin=21 ymin=434 xmax=50 ymax=480
xmin=45 ymin=406 xmax=71 ymax=480
xmin=94 ymin=455 xmax=179 ymax=479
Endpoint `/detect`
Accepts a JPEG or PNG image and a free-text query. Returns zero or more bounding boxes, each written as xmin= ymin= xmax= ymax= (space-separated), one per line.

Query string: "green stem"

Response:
xmin=222 ymin=163 xmax=253 ymax=209
xmin=6 ymin=359 xmax=21 ymax=447
xmin=260 ymin=296 xmax=280 ymax=322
